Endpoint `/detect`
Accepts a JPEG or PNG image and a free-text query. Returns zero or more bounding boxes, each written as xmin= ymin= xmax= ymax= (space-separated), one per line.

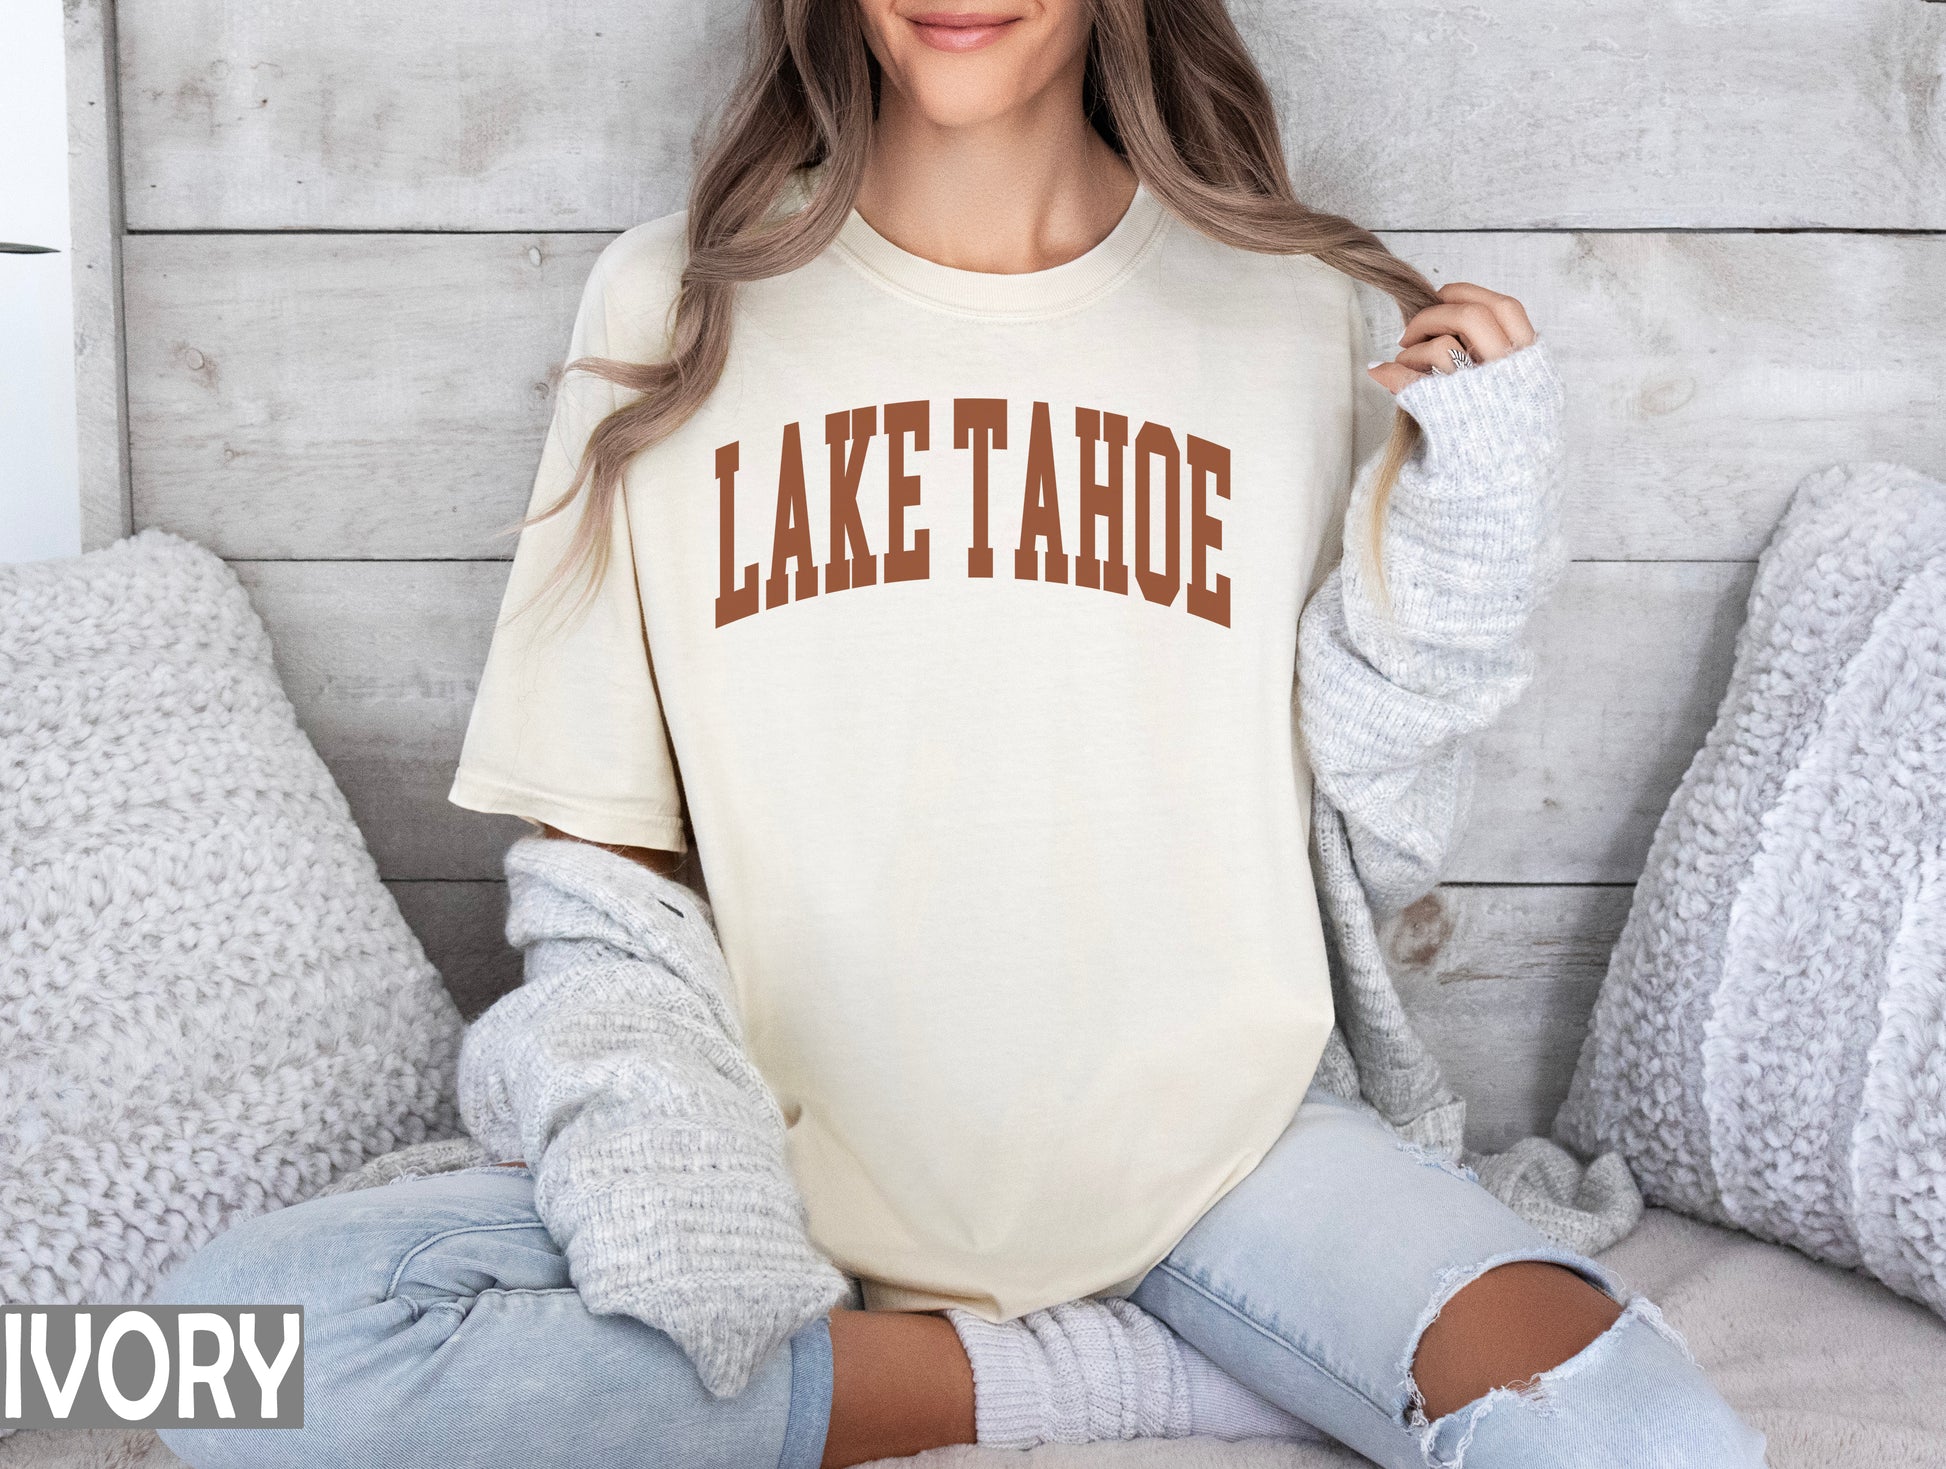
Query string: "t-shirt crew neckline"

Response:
xmin=792 ymin=165 xmax=1170 ymax=320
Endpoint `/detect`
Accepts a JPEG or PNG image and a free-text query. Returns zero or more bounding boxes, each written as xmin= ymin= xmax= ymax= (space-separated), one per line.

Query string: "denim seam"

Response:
xmin=384 ymin=1220 xmax=558 ymax=1301
xmin=406 ymin=1285 xmax=582 ymax=1323
xmin=778 ymin=1316 xmax=834 ymax=1469
xmin=1147 ymin=1258 xmax=1389 ymax=1421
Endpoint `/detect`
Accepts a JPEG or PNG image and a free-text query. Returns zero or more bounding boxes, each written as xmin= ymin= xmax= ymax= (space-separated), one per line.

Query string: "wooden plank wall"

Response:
xmin=65 ymin=0 xmax=132 ymax=546
xmin=114 ymin=1 xmax=1946 ymax=1147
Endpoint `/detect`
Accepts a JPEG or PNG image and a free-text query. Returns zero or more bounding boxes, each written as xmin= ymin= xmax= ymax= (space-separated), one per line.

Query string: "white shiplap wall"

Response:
xmin=109 ymin=0 xmax=1946 ymax=1143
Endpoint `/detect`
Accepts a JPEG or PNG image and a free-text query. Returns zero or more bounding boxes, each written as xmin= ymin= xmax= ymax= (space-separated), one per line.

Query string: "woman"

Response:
xmin=157 ymin=2 xmax=1770 ymax=1466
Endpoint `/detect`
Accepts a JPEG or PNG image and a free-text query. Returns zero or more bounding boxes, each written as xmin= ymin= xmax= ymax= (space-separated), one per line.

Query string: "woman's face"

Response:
xmin=854 ymin=2 xmax=1096 ymax=130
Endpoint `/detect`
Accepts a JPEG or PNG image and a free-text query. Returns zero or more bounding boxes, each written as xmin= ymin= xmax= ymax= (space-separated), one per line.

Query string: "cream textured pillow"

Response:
xmin=1554 ymin=462 xmax=1946 ymax=1319
xmin=1 ymin=529 xmax=464 ymax=1308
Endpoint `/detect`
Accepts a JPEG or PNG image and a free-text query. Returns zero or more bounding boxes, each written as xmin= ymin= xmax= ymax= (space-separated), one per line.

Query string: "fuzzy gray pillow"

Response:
xmin=1554 ymin=461 xmax=1946 ymax=1319
xmin=0 ymin=529 xmax=464 ymax=1308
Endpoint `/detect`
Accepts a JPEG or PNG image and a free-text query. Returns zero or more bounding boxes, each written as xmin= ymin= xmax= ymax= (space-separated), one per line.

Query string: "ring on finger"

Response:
xmin=1446 ymin=345 xmax=1475 ymax=372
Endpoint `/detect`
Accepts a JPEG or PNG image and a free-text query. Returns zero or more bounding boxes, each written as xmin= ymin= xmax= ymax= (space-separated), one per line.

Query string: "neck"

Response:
xmin=853 ymin=68 xmax=1137 ymax=276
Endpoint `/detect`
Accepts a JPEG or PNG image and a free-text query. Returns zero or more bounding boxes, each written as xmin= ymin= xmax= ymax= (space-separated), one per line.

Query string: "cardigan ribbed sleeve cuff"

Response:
xmin=1297 ymin=335 xmax=1567 ymax=915
xmin=1393 ymin=334 xmax=1566 ymax=478
xmin=1349 ymin=336 xmax=1568 ymax=684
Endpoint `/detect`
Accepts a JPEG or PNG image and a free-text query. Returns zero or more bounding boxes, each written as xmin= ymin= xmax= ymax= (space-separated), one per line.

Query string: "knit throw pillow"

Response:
xmin=1 ymin=529 xmax=464 ymax=1308
xmin=1554 ymin=461 xmax=1946 ymax=1320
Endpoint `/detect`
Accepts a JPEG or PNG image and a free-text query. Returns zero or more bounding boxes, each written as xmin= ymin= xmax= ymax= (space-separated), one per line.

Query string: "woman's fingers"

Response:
xmin=1366 ymin=359 xmax=1428 ymax=395
xmin=1401 ymin=282 xmax=1538 ymax=360
xmin=1434 ymin=281 xmax=1537 ymax=349
xmin=1367 ymin=282 xmax=1541 ymax=392
xmin=1393 ymin=334 xmax=1477 ymax=377
xmin=1399 ymin=300 xmax=1514 ymax=361
xmin=1366 ymin=335 xmax=1475 ymax=395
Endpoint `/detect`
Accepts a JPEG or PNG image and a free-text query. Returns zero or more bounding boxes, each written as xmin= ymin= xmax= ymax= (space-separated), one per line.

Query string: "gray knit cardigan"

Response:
xmin=447 ymin=335 xmax=1642 ymax=1399
xmin=1297 ymin=339 xmax=1641 ymax=1248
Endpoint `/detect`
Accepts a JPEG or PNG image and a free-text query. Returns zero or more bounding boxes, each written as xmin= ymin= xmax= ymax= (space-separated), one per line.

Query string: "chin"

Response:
xmin=868 ymin=4 xmax=1078 ymax=130
xmin=897 ymin=67 xmax=1036 ymax=130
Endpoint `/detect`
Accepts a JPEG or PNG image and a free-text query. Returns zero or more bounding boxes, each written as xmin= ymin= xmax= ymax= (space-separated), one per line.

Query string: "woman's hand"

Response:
xmin=1367 ymin=282 xmax=1538 ymax=395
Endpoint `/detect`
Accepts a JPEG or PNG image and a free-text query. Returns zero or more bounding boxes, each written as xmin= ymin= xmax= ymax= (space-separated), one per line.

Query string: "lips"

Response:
xmin=906 ymin=11 xmax=1022 ymax=52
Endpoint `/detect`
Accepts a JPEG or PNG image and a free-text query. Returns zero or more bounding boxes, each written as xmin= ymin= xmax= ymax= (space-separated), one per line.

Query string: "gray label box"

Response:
xmin=2 ymin=1306 xmax=303 ymax=1430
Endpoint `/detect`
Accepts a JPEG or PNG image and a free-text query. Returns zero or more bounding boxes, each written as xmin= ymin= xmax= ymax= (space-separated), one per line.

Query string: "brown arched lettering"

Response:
xmin=764 ymin=422 xmax=818 ymax=609
xmin=824 ymin=406 xmax=879 ymax=593
xmin=884 ymin=400 xmax=930 ymax=584
xmin=1075 ymin=407 xmax=1130 ymax=595
xmin=714 ymin=439 xmax=760 ymax=627
xmin=1132 ymin=421 xmax=1181 ymax=608
xmin=954 ymin=398 xmax=1006 ymax=579
xmin=1014 ymin=400 xmax=1070 ymax=584
xmin=1186 ymin=433 xmax=1231 ymax=627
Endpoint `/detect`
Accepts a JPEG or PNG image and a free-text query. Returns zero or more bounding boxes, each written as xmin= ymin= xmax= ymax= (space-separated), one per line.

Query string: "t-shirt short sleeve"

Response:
xmin=447 ymin=244 xmax=688 ymax=852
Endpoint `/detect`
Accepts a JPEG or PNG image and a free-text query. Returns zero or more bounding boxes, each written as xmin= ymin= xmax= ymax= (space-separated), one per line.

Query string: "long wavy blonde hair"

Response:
xmin=507 ymin=0 xmax=1436 ymax=628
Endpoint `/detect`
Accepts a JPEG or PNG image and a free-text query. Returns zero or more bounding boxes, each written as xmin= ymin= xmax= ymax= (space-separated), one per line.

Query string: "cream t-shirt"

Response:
xmin=450 ymin=165 xmax=1397 ymax=1317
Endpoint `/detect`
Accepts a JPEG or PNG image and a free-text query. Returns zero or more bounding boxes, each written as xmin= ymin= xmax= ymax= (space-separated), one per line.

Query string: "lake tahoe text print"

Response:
xmin=714 ymin=398 xmax=1233 ymax=629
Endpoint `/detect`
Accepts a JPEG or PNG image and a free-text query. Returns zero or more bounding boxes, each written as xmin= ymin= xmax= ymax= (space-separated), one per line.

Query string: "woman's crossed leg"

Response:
xmin=1129 ymin=1085 xmax=1770 ymax=1468
xmin=152 ymin=1164 xmax=835 ymax=1469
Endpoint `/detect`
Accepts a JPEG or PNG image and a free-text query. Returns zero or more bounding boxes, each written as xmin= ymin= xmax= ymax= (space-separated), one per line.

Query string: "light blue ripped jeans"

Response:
xmin=154 ymin=1082 xmax=1767 ymax=1469
xmin=1129 ymin=1084 xmax=1769 ymax=1468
